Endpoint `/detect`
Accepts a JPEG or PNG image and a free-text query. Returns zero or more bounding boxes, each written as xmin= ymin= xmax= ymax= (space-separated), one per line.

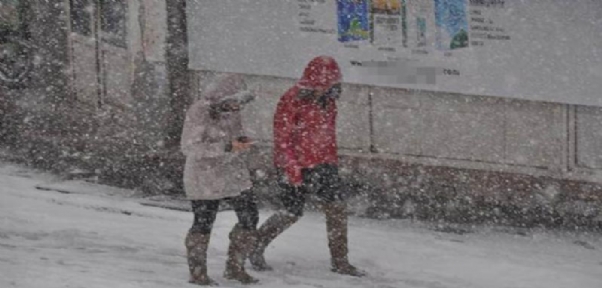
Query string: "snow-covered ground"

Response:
xmin=1 ymin=162 xmax=601 ymax=288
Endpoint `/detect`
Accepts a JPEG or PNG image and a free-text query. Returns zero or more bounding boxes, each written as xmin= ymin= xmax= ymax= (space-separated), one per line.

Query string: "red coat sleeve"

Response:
xmin=273 ymin=92 xmax=303 ymax=185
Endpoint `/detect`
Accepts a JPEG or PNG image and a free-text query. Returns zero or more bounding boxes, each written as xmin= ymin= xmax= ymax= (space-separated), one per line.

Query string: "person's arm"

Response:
xmin=181 ymin=105 xmax=229 ymax=158
xmin=273 ymin=96 xmax=303 ymax=186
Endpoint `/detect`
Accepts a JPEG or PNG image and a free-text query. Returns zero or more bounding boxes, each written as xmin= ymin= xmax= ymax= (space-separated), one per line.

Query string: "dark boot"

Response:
xmin=249 ymin=212 xmax=299 ymax=271
xmin=185 ymin=231 xmax=219 ymax=286
xmin=323 ymin=202 xmax=366 ymax=277
xmin=224 ymin=225 xmax=259 ymax=284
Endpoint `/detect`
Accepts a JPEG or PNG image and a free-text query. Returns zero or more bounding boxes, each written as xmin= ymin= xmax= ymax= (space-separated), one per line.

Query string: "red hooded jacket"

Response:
xmin=273 ymin=56 xmax=342 ymax=185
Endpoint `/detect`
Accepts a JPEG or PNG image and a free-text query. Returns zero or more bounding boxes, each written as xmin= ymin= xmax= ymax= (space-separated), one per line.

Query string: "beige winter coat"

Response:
xmin=180 ymin=75 xmax=254 ymax=200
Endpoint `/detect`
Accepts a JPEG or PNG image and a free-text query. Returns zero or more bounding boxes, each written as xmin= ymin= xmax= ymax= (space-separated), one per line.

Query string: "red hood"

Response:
xmin=297 ymin=56 xmax=342 ymax=91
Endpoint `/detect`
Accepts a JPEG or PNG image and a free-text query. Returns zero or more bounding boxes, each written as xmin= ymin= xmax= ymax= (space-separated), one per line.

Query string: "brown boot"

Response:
xmin=323 ymin=202 xmax=366 ymax=277
xmin=185 ymin=231 xmax=219 ymax=286
xmin=249 ymin=212 xmax=299 ymax=271
xmin=224 ymin=225 xmax=259 ymax=284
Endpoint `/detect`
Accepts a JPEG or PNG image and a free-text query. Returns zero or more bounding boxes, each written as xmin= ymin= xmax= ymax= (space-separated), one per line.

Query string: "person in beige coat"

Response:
xmin=181 ymin=74 xmax=259 ymax=285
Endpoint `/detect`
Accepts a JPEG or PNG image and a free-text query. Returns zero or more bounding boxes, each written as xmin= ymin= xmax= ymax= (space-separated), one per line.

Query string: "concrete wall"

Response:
xmin=195 ymin=71 xmax=602 ymax=185
xmin=370 ymin=89 xmax=567 ymax=170
xmin=8 ymin=1 xmax=601 ymax=225
xmin=196 ymin=72 xmax=567 ymax=174
xmin=577 ymin=106 xmax=602 ymax=170
xmin=61 ymin=0 xmax=602 ymax=193
xmin=191 ymin=70 xmax=602 ymax=226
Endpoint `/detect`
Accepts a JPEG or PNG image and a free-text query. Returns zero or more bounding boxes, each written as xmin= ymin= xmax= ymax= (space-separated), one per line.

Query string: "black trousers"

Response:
xmin=190 ymin=191 xmax=259 ymax=235
xmin=279 ymin=164 xmax=343 ymax=217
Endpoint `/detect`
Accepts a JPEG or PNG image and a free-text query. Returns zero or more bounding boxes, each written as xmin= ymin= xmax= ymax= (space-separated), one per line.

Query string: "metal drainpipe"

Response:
xmin=94 ymin=0 xmax=102 ymax=108
xmin=369 ymin=90 xmax=377 ymax=153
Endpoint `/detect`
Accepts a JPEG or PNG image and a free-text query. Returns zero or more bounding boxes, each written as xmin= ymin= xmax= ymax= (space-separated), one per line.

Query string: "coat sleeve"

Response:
xmin=273 ymin=94 xmax=303 ymax=185
xmin=181 ymin=104 xmax=228 ymax=158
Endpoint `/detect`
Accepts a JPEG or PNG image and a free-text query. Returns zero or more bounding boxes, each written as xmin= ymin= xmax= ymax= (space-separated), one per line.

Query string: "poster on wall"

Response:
xmin=434 ymin=0 xmax=469 ymax=51
xmin=187 ymin=0 xmax=602 ymax=107
xmin=370 ymin=0 xmax=406 ymax=49
xmin=337 ymin=0 xmax=370 ymax=43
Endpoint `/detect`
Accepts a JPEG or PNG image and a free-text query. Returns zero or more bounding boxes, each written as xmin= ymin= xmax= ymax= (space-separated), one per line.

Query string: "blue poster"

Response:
xmin=434 ymin=0 xmax=469 ymax=50
xmin=337 ymin=0 xmax=370 ymax=43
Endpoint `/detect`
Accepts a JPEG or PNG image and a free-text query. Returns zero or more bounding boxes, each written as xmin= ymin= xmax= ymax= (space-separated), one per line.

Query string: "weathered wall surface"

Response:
xmin=3 ymin=1 xmax=601 ymax=228
xmin=192 ymin=70 xmax=602 ymax=227
xmin=577 ymin=107 xmax=602 ymax=170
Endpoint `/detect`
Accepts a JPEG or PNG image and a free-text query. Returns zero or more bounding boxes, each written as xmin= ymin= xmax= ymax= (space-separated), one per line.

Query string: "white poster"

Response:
xmin=187 ymin=0 xmax=602 ymax=107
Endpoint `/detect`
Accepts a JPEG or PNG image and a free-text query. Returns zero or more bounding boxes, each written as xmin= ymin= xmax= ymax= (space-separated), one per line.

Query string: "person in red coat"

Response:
xmin=249 ymin=56 xmax=365 ymax=277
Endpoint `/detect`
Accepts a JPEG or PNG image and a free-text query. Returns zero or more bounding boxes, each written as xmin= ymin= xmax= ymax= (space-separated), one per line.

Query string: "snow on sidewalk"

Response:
xmin=0 ymin=162 xmax=601 ymax=288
